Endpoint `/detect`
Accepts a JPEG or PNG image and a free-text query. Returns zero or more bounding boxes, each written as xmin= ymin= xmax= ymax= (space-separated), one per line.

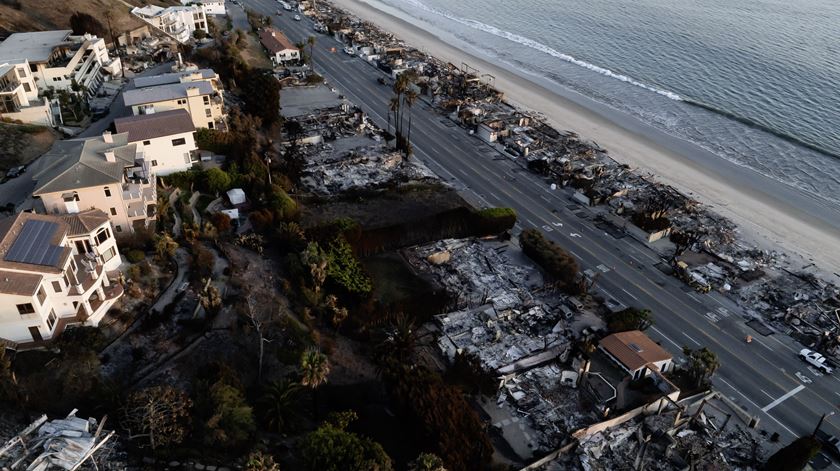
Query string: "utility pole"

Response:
xmin=813 ymin=411 xmax=835 ymax=437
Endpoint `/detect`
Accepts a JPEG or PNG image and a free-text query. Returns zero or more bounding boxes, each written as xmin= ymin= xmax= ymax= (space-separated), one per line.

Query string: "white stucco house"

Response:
xmin=115 ymin=109 xmax=199 ymax=176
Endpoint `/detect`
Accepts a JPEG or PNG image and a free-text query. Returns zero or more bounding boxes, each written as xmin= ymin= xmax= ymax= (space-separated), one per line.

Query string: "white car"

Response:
xmin=799 ymin=348 xmax=833 ymax=374
xmin=294 ymin=14 xmax=301 ymax=21
xmin=343 ymin=46 xmax=355 ymax=55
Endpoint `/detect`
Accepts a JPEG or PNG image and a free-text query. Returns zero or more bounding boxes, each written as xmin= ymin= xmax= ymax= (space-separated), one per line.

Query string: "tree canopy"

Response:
xmin=608 ymin=308 xmax=653 ymax=333
xmin=682 ymin=347 xmax=720 ymax=390
xmin=300 ymin=411 xmax=393 ymax=471
xmin=764 ymin=435 xmax=821 ymax=471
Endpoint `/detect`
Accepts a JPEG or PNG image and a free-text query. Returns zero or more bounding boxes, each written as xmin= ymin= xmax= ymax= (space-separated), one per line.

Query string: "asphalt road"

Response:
xmin=247 ymin=0 xmax=840 ymax=449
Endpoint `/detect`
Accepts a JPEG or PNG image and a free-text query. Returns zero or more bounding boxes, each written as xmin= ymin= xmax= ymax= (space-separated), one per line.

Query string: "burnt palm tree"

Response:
xmin=307 ymin=36 xmax=316 ymax=69
xmin=404 ymin=88 xmax=419 ymax=157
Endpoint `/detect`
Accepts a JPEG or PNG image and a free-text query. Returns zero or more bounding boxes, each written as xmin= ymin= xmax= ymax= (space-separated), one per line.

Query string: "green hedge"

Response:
xmin=474 ymin=207 xmax=516 ymax=234
xmin=519 ymin=228 xmax=580 ymax=293
xmin=124 ymin=249 xmax=146 ymax=264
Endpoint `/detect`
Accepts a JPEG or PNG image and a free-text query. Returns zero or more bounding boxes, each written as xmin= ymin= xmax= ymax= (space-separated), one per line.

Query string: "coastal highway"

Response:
xmin=245 ymin=0 xmax=840 ymax=448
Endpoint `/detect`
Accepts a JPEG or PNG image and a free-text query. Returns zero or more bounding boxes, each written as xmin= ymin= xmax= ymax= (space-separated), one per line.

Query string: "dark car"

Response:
xmin=816 ymin=429 xmax=840 ymax=459
xmin=5 ymin=166 xmax=26 ymax=179
xmin=377 ymin=77 xmax=387 ymax=85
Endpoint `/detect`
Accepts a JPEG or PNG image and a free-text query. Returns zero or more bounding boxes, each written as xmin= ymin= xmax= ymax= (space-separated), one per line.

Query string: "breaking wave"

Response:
xmin=397 ymin=0 xmax=684 ymax=101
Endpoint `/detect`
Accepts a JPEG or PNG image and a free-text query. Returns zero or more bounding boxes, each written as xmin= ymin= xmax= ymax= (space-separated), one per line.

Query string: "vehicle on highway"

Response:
xmin=343 ymin=46 xmax=355 ymax=55
xmin=799 ymin=348 xmax=833 ymax=374
xmin=276 ymin=10 xmax=282 ymax=15
xmin=294 ymin=14 xmax=301 ymax=21
xmin=815 ymin=430 xmax=840 ymax=459
xmin=5 ymin=166 xmax=26 ymax=179
xmin=377 ymin=77 xmax=387 ymax=85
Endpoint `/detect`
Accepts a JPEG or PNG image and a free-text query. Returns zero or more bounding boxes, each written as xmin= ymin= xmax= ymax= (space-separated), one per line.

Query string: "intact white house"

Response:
xmin=181 ymin=0 xmax=226 ymax=16
xmin=0 ymin=30 xmax=120 ymax=125
xmin=32 ymin=131 xmax=156 ymax=233
xmin=115 ymin=109 xmax=199 ymax=176
xmin=599 ymin=330 xmax=674 ymax=380
xmin=132 ymin=5 xmax=210 ymax=43
xmin=123 ymin=69 xmax=225 ymax=129
xmin=259 ymin=28 xmax=300 ymax=65
xmin=0 ymin=31 xmax=120 ymax=96
xmin=0 ymin=210 xmax=123 ymax=346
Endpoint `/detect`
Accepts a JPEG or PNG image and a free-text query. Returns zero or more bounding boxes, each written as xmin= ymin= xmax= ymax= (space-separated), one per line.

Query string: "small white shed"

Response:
xmin=227 ymin=188 xmax=246 ymax=205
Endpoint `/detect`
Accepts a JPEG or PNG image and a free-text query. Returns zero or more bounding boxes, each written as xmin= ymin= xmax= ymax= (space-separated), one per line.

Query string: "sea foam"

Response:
xmin=398 ymin=0 xmax=684 ymax=101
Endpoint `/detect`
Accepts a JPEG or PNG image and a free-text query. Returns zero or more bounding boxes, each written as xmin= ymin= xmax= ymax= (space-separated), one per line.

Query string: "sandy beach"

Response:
xmin=328 ymin=0 xmax=840 ymax=277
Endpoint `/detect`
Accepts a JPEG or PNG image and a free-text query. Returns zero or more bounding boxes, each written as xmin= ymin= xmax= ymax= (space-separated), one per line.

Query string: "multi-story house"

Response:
xmin=180 ymin=0 xmax=227 ymax=16
xmin=0 ymin=61 xmax=52 ymax=125
xmin=32 ymin=131 xmax=156 ymax=234
xmin=115 ymin=109 xmax=199 ymax=176
xmin=259 ymin=28 xmax=300 ymax=66
xmin=0 ymin=30 xmax=121 ymax=97
xmin=0 ymin=210 xmax=123 ymax=346
xmin=132 ymin=5 xmax=210 ymax=43
xmin=123 ymin=70 xmax=225 ymax=129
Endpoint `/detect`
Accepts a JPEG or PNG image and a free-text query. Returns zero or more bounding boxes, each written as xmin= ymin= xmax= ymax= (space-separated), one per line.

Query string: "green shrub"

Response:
xmin=195 ymin=128 xmax=235 ymax=155
xmin=326 ymin=238 xmax=373 ymax=297
xmin=201 ymin=168 xmax=232 ymax=194
xmin=473 ymin=207 xmax=516 ymax=235
xmin=519 ymin=228 xmax=580 ymax=292
xmin=125 ymin=249 xmax=146 ymax=263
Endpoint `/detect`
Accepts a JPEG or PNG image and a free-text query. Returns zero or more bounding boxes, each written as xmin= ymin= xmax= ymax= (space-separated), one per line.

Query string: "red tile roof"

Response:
xmin=599 ymin=330 xmax=672 ymax=372
xmin=259 ymin=28 xmax=298 ymax=54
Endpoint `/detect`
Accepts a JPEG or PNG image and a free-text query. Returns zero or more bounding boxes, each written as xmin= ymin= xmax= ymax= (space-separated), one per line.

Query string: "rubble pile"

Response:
xmin=300 ymin=144 xmax=437 ymax=195
xmin=0 ymin=411 xmax=116 ymax=470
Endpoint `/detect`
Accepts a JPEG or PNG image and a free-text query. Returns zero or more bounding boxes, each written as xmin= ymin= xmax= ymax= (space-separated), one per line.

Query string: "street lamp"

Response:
xmin=813 ymin=411 xmax=836 ymax=437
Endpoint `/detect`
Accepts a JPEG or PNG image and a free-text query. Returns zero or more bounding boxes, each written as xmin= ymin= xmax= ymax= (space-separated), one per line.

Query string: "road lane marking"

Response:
xmin=717 ymin=378 xmax=797 ymax=436
xmin=760 ymin=389 xmax=775 ymax=400
xmin=762 ymin=385 xmax=806 ymax=412
xmin=620 ymin=287 xmax=639 ymax=301
xmin=683 ymin=332 xmax=701 ymax=346
xmin=650 ymin=326 xmax=682 ymax=350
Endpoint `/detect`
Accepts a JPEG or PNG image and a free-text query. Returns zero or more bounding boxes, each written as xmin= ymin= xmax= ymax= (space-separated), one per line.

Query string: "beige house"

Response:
xmin=0 ymin=61 xmax=52 ymax=125
xmin=0 ymin=210 xmax=123 ymax=346
xmin=123 ymin=69 xmax=224 ymax=129
xmin=32 ymin=131 xmax=156 ymax=233
xmin=115 ymin=109 xmax=199 ymax=176
xmin=131 ymin=5 xmax=209 ymax=43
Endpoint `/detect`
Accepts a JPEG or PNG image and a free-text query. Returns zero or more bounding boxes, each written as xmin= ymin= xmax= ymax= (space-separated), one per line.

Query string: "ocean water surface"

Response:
xmin=365 ymin=0 xmax=840 ymax=204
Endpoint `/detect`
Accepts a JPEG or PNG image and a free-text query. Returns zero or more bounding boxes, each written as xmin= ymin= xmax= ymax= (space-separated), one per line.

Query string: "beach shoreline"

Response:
xmin=328 ymin=0 xmax=840 ymax=277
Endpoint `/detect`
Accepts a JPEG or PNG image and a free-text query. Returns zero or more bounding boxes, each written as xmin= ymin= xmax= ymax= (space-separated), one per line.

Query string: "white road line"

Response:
xmin=650 ymin=326 xmax=682 ymax=350
xmin=683 ymin=332 xmax=701 ymax=346
xmin=620 ymin=287 xmax=639 ymax=301
xmin=525 ymin=218 xmax=537 ymax=227
xmin=716 ymin=378 xmax=797 ymax=437
xmin=762 ymin=385 xmax=806 ymax=412
xmin=568 ymin=249 xmax=582 ymax=259
xmin=760 ymin=389 xmax=775 ymax=400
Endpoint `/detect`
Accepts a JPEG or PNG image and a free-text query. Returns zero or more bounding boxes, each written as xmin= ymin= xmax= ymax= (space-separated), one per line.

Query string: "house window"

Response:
xmin=143 ymin=140 xmax=151 ymax=145
xmin=102 ymin=246 xmax=117 ymax=262
xmin=47 ymin=310 xmax=57 ymax=331
xmin=172 ymin=138 xmax=186 ymax=146
xmin=205 ymin=108 xmax=212 ymax=118
xmin=177 ymin=99 xmax=186 ymax=105
xmin=29 ymin=63 xmax=37 ymax=73
xmin=70 ymin=258 xmax=77 ymax=273
xmin=23 ymin=82 xmax=31 ymax=92
xmin=104 ymin=187 xmax=111 ymax=197
xmin=208 ymin=122 xmax=214 ymax=129
xmin=75 ymin=239 xmax=92 ymax=254
xmin=17 ymin=68 xmax=26 ymax=77
xmin=62 ymin=273 xmax=69 ymax=287
xmin=203 ymin=95 xmax=210 ymax=105
xmin=17 ymin=303 xmax=35 ymax=315
xmin=110 ymin=207 xmax=117 ymax=216
xmin=96 ymin=227 xmax=110 ymax=244
xmin=52 ymin=77 xmax=61 ymax=82
xmin=37 ymin=286 xmax=47 ymax=305
xmin=151 ymin=160 xmax=158 ymax=166
xmin=52 ymin=280 xmax=63 ymax=292
xmin=115 ymin=225 xmax=122 ymax=233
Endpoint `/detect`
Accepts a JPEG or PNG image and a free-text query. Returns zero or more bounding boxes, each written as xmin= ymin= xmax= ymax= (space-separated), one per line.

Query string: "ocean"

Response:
xmin=364 ymin=0 xmax=840 ymax=204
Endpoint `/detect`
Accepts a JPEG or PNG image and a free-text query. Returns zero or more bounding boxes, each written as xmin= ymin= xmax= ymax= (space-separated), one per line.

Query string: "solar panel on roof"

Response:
xmin=628 ymin=342 xmax=643 ymax=353
xmin=4 ymin=220 xmax=64 ymax=267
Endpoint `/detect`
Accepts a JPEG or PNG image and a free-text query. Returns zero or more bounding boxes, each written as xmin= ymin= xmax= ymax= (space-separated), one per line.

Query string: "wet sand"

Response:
xmin=330 ymin=0 xmax=840 ymax=277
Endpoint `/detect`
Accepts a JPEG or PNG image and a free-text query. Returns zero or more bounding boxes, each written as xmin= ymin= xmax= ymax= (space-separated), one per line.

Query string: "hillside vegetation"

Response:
xmin=0 ymin=0 xmax=179 ymax=36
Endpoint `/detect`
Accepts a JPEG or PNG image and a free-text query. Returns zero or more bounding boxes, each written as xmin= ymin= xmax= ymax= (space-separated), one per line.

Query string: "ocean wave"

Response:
xmin=395 ymin=0 xmax=684 ymax=101
xmin=684 ymin=99 xmax=840 ymax=160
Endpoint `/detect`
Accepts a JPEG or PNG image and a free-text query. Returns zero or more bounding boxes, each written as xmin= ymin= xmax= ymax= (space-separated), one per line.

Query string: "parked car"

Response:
xmin=343 ymin=46 xmax=355 ymax=55
xmin=294 ymin=14 xmax=301 ymax=21
xmin=799 ymin=348 xmax=833 ymax=374
xmin=5 ymin=166 xmax=26 ymax=179
xmin=816 ymin=430 xmax=840 ymax=459
xmin=377 ymin=77 xmax=387 ymax=85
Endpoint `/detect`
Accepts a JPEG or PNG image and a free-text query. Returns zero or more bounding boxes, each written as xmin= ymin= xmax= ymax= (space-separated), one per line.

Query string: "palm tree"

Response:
xmin=403 ymin=88 xmax=419 ymax=157
xmin=409 ymin=453 xmax=447 ymax=471
xmin=300 ymin=347 xmax=330 ymax=415
xmin=258 ymin=379 xmax=302 ymax=433
xmin=387 ymin=96 xmax=400 ymax=144
xmin=307 ymin=36 xmax=316 ymax=69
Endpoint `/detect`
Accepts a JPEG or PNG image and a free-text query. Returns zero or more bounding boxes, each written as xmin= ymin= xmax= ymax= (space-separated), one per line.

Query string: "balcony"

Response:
xmin=71 ymin=254 xmax=103 ymax=295
xmin=126 ymin=201 xmax=147 ymax=219
xmin=0 ymin=79 xmax=21 ymax=94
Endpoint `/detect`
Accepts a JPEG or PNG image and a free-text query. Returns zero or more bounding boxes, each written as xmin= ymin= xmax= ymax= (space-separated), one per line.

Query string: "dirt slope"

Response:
xmin=0 ymin=0 xmax=179 ymax=36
